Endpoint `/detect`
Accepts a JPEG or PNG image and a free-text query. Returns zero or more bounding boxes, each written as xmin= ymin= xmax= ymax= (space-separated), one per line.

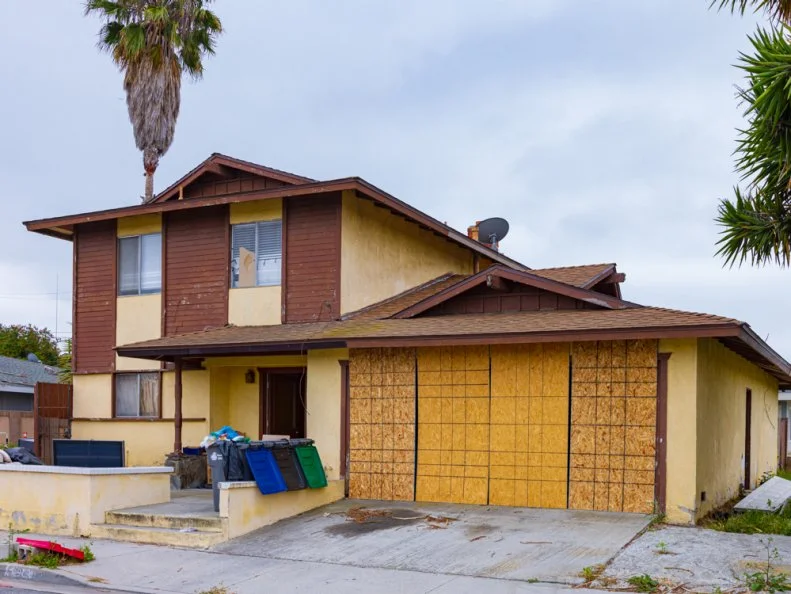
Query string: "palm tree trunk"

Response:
xmin=143 ymin=147 xmax=159 ymax=202
xmin=144 ymin=171 xmax=154 ymax=202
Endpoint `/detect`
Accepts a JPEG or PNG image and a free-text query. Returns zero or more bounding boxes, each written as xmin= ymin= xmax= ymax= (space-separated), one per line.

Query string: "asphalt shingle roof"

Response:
xmin=0 ymin=355 xmax=60 ymax=389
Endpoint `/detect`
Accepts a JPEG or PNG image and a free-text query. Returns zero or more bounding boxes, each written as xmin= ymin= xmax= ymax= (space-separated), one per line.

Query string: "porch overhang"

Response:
xmin=114 ymin=308 xmax=791 ymax=389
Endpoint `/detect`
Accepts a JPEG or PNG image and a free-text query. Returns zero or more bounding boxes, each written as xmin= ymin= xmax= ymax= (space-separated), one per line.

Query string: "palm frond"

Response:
xmin=711 ymin=0 xmax=791 ymax=23
xmin=716 ymin=187 xmax=791 ymax=266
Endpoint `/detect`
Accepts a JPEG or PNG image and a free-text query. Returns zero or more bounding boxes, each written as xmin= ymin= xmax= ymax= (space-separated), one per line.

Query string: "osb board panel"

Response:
xmin=488 ymin=344 xmax=570 ymax=509
xmin=569 ymin=340 xmax=657 ymax=514
xmin=416 ymin=346 xmax=491 ymax=505
xmin=349 ymin=348 xmax=416 ymax=501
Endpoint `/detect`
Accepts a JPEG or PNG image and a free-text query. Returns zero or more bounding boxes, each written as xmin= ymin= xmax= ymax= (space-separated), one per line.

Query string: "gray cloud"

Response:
xmin=1 ymin=1 xmax=785 ymax=357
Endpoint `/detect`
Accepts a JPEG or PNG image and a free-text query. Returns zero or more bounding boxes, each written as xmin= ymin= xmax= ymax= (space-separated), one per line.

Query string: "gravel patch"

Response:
xmin=596 ymin=525 xmax=791 ymax=591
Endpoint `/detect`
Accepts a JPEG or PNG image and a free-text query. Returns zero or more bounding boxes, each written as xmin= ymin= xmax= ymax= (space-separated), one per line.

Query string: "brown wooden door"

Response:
xmin=260 ymin=370 xmax=306 ymax=439
xmin=745 ymin=388 xmax=752 ymax=490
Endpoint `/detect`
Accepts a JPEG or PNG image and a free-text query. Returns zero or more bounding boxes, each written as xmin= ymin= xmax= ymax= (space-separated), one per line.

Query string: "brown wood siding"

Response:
xmin=183 ymin=173 xmax=287 ymax=199
xmin=74 ymin=221 xmax=116 ymax=373
xmin=422 ymin=285 xmax=597 ymax=317
xmin=164 ymin=206 xmax=229 ymax=336
xmin=285 ymin=193 xmax=341 ymax=322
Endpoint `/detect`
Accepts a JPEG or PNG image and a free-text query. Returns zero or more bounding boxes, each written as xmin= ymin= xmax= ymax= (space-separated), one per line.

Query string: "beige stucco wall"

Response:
xmin=339 ymin=190 xmax=474 ymax=314
xmin=220 ymin=480 xmax=345 ymax=539
xmin=229 ymin=199 xmax=281 ymax=224
xmin=116 ymin=294 xmax=162 ymax=370
xmin=228 ymin=286 xmax=281 ymax=326
xmin=117 ymin=213 xmax=162 ymax=237
xmin=660 ymin=338 xmax=699 ymax=525
xmin=306 ymin=348 xmax=348 ymax=481
xmin=0 ymin=467 xmax=171 ymax=536
xmin=696 ymin=338 xmax=779 ymax=518
xmin=73 ymin=374 xmax=113 ymax=418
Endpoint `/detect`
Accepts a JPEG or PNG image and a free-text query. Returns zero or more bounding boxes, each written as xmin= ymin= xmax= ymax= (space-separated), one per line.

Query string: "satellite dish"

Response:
xmin=26 ymin=353 xmax=41 ymax=363
xmin=477 ymin=217 xmax=510 ymax=250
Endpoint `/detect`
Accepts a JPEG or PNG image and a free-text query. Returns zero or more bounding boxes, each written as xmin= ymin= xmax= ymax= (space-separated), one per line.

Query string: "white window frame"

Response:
xmin=114 ymin=372 xmax=160 ymax=418
xmin=230 ymin=220 xmax=283 ymax=288
xmin=118 ymin=233 xmax=162 ymax=296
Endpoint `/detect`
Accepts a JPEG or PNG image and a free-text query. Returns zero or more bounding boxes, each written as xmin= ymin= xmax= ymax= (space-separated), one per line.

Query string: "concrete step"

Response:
xmin=105 ymin=509 xmax=223 ymax=532
xmin=90 ymin=523 xmax=226 ymax=549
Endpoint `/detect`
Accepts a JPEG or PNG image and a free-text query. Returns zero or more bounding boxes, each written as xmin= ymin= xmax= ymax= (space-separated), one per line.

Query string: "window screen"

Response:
xmin=231 ymin=220 xmax=282 ymax=287
xmin=118 ymin=233 xmax=162 ymax=295
xmin=115 ymin=373 xmax=160 ymax=418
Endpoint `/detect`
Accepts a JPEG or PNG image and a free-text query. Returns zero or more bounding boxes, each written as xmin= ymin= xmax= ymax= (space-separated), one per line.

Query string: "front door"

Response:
xmin=260 ymin=369 xmax=306 ymax=439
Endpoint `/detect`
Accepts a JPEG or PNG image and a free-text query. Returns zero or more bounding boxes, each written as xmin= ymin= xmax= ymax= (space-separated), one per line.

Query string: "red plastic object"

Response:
xmin=15 ymin=537 xmax=85 ymax=561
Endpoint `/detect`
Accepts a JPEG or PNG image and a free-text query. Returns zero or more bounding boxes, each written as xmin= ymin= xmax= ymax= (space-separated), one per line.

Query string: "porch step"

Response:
xmin=105 ymin=509 xmax=223 ymax=532
xmin=90 ymin=523 xmax=226 ymax=549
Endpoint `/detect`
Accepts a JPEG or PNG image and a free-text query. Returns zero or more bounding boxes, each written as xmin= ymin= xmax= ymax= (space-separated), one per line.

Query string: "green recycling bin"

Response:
xmin=291 ymin=439 xmax=327 ymax=488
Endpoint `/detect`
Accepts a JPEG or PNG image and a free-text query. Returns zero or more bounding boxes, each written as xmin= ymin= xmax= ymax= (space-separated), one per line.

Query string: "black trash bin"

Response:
xmin=272 ymin=441 xmax=307 ymax=491
xmin=206 ymin=442 xmax=228 ymax=512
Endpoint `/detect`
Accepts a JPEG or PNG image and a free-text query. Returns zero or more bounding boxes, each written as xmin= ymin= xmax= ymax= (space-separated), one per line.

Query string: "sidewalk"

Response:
xmin=0 ymin=532 xmax=596 ymax=594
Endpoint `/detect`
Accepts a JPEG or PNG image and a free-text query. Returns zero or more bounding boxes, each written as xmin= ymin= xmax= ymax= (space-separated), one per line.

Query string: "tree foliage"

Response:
xmin=0 ymin=324 xmax=59 ymax=366
xmin=711 ymin=1 xmax=791 ymax=266
xmin=57 ymin=339 xmax=73 ymax=384
xmin=85 ymin=1 xmax=222 ymax=201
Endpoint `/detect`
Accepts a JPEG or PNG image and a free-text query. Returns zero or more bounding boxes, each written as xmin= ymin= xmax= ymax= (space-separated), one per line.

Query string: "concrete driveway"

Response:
xmin=214 ymin=499 xmax=650 ymax=584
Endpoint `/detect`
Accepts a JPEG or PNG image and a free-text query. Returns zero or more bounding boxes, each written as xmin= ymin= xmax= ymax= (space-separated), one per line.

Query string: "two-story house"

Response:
xmin=25 ymin=153 xmax=791 ymax=524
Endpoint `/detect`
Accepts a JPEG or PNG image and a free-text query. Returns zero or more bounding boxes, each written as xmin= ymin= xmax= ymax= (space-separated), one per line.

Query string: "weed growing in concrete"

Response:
xmin=196 ymin=586 xmax=236 ymax=594
xmin=579 ymin=564 xmax=605 ymax=583
xmin=742 ymin=538 xmax=791 ymax=593
xmin=2 ymin=523 xmax=28 ymax=562
xmin=526 ymin=578 xmax=539 ymax=583
xmin=627 ymin=574 xmax=659 ymax=593
xmin=647 ymin=510 xmax=666 ymax=531
xmin=26 ymin=551 xmax=61 ymax=569
xmin=655 ymin=541 xmax=672 ymax=555
xmin=80 ymin=545 xmax=95 ymax=562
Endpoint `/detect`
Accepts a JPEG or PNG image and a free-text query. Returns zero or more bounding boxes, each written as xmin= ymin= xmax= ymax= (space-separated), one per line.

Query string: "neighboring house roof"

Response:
xmin=23 ymin=156 xmax=529 ymax=271
xmin=116 ymin=306 xmax=791 ymax=387
xmin=0 ymin=355 xmax=60 ymax=393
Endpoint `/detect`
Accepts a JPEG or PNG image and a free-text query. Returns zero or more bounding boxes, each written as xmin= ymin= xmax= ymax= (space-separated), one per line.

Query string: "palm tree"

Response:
xmin=712 ymin=1 xmax=791 ymax=265
xmin=86 ymin=1 xmax=222 ymax=202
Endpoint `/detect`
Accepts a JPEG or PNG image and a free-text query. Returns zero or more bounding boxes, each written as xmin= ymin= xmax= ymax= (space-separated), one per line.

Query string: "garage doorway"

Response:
xmin=259 ymin=369 xmax=307 ymax=439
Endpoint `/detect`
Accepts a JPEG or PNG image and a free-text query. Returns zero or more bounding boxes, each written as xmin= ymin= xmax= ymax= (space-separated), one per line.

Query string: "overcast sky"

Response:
xmin=1 ymin=1 xmax=787 ymax=357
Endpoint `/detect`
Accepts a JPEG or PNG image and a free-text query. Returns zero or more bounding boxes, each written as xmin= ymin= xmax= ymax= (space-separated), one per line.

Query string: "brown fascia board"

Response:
xmin=151 ymin=153 xmax=316 ymax=203
xmin=738 ymin=325 xmax=791 ymax=382
xmin=23 ymin=179 xmax=527 ymax=269
xmin=116 ymin=322 xmax=744 ymax=360
xmin=580 ymin=264 xmax=617 ymax=289
xmin=391 ymin=265 xmax=637 ymax=318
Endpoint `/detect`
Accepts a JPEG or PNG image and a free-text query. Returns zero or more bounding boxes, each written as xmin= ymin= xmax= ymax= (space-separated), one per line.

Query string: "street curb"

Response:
xmin=0 ymin=562 xmax=87 ymax=587
xmin=0 ymin=562 xmax=149 ymax=593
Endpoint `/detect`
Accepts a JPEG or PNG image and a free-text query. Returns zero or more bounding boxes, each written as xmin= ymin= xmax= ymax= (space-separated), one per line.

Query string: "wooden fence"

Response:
xmin=34 ymin=382 xmax=72 ymax=464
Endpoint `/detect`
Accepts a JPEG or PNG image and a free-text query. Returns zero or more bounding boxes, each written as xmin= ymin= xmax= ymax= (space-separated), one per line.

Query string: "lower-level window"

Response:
xmin=115 ymin=373 xmax=160 ymax=418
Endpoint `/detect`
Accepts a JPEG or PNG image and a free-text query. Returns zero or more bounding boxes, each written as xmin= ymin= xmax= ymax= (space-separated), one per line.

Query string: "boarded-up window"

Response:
xmin=115 ymin=373 xmax=160 ymax=418
xmin=231 ymin=221 xmax=282 ymax=288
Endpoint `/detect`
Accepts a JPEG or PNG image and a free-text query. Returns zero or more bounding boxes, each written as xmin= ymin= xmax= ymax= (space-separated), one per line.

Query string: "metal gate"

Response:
xmin=34 ymin=382 xmax=72 ymax=464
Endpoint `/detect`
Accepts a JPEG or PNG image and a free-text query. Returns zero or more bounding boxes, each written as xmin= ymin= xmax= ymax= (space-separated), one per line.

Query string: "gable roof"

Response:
xmin=530 ymin=263 xmax=616 ymax=288
xmin=24 ymin=158 xmax=529 ymax=270
xmin=151 ymin=153 xmax=316 ymax=203
xmin=0 ymin=355 xmax=60 ymax=392
xmin=115 ymin=306 xmax=791 ymax=387
xmin=343 ymin=273 xmax=467 ymax=321
xmin=389 ymin=265 xmax=636 ymax=319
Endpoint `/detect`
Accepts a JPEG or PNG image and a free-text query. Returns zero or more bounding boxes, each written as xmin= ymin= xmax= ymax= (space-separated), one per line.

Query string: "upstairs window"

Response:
xmin=115 ymin=372 xmax=160 ymax=418
xmin=231 ymin=220 xmax=282 ymax=288
xmin=118 ymin=233 xmax=162 ymax=296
